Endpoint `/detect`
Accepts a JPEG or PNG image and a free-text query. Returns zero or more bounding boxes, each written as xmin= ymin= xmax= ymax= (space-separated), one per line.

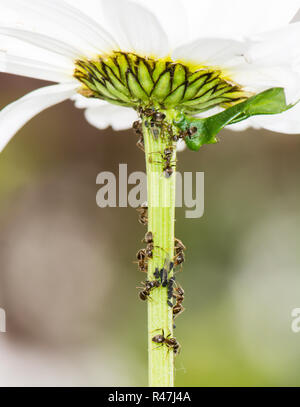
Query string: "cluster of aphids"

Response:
xmin=132 ymin=108 xmax=168 ymax=153
xmin=139 ymin=107 xmax=167 ymax=141
xmin=132 ymin=107 xmax=182 ymax=179
xmin=135 ymin=202 xmax=185 ymax=356
xmin=153 ymin=258 xmax=185 ymax=321
xmin=136 ymin=238 xmax=186 ymax=356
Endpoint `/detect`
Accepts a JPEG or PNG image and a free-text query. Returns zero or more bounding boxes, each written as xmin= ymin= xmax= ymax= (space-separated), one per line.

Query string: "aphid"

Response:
xmin=137 ymin=204 xmax=148 ymax=226
xmin=160 ymin=267 xmax=168 ymax=287
xmin=154 ymin=259 xmax=174 ymax=285
xmin=138 ymin=280 xmax=160 ymax=301
xmin=168 ymin=277 xmax=176 ymax=296
xmin=150 ymin=121 xmax=160 ymax=140
xmin=152 ymin=329 xmax=181 ymax=356
xmin=167 ymin=276 xmax=176 ymax=306
xmin=154 ymin=267 xmax=160 ymax=280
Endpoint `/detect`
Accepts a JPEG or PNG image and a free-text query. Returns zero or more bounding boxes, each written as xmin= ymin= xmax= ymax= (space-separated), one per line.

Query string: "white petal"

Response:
xmin=173 ymin=38 xmax=247 ymax=66
xmin=84 ymin=103 xmax=138 ymax=131
xmin=0 ymin=51 xmax=73 ymax=82
xmin=128 ymin=0 xmax=188 ymax=50
xmin=237 ymin=66 xmax=300 ymax=104
xmin=0 ymin=27 xmax=82 ymax=60
xmin=100 ymin=0 xmax=169 ymax=57
xmin=1 ymin=0 xmax=117 ymax=57
xmin=226 ymin=121 xmax=259 ymax=132
xmin=0 ymin=34 xmax=73 ymax=68
xmin=176 ymin=139 xmax=186 ymax=152
xmin=174 ymin=35 xmax=300 ymax=106
xmin=72 ymin=94 xmax=107 ymax=110
xmin=249 ymin=103 xmax=300 ymax=134
xmin=244 ymin=22 xmax=300 ymax=68
xmin=0 ymin=82 xmax=78 ymax=152
xmin=226 ymin=103 xmax=300 ymax=134
xmin=182 ymin=0 xmax=300 ymax=41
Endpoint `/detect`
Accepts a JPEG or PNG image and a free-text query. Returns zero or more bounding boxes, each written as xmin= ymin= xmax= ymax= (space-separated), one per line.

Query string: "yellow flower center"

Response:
xmin=74 ymin=52 xmax=250 ymax=114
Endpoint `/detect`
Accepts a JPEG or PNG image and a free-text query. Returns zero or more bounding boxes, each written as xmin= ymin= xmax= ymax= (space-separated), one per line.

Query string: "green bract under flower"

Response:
xmin=74 ymin=52 xmax=251 ymax=114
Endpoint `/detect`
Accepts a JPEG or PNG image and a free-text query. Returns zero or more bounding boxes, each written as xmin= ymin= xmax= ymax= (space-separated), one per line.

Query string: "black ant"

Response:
xmin=168 ymin=125 xmax=182 ymax=143
xmin=138 ymin=107 xmax=155 ymax=118
xmin=136 ymin=135 xmax=145 ymax=152
xmin=154 ymin=259 xmax=174 ymax=287
xmin=152 ymin=329 xmax=181 ymax=356
xmin=180 ymin=126 xmax=198 ymax=140
xmin=138 ymin=260 xmax=148 ymax=273
xmin=143 ymin=231 xmax=155 ymax=258
xmin=136 ymin=248 xmax=147 ymax=261
xmin=175 ymin=238 xmax=186 ymax=252
xmin=174 ymin=252 xmax=185 ymax=267
xmin=135 ymin=249 xmax=148 ymax=273
xmin=174 ymin=238 xmax=186 ymax=268
xmin=133 ymin=120 xmax=145 ymax=152
xmin=138 ymin=107 xmax=167 ymax=140
xmin=136 ymin=203 xmax=148 ymax=226
xmin=152 ymin=112 xmax=166 ymax=122
xmin=149 ymin=146 xmax=176 ymax=178
xmin=173 ymin=284 xmax=185 ymax=318
xmin=138 ymin=280 xmax=160 ymax=301
xmin=133 ymin=120 xmax=142 ymax=136
xmin=143 ymin=231 xmax=153 ymax=244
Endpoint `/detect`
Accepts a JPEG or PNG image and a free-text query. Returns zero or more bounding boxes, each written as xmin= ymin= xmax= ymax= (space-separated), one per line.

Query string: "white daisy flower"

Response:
xmin=0 ymin=0 xmax=300 ymax=152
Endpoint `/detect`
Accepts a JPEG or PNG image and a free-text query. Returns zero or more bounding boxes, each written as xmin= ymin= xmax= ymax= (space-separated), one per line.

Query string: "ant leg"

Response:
xmin=150 ymin=328 xmax=164 ymax=335
xmin=152 ymin=344 xmax=164 ymax=351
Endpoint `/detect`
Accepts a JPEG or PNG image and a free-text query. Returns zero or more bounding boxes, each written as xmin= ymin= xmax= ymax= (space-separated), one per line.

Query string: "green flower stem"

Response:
xmin=142 ymin=114 xmax=177 ymax=387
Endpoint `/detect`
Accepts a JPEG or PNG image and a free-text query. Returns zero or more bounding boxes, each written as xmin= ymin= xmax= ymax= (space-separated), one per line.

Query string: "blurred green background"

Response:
xmin=1 ymin=73 xmax=300 ymax=387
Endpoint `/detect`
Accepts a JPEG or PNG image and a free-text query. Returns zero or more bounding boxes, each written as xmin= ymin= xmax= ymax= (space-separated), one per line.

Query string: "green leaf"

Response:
xmin=174 ymin=88 xmax=294 ymax=151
